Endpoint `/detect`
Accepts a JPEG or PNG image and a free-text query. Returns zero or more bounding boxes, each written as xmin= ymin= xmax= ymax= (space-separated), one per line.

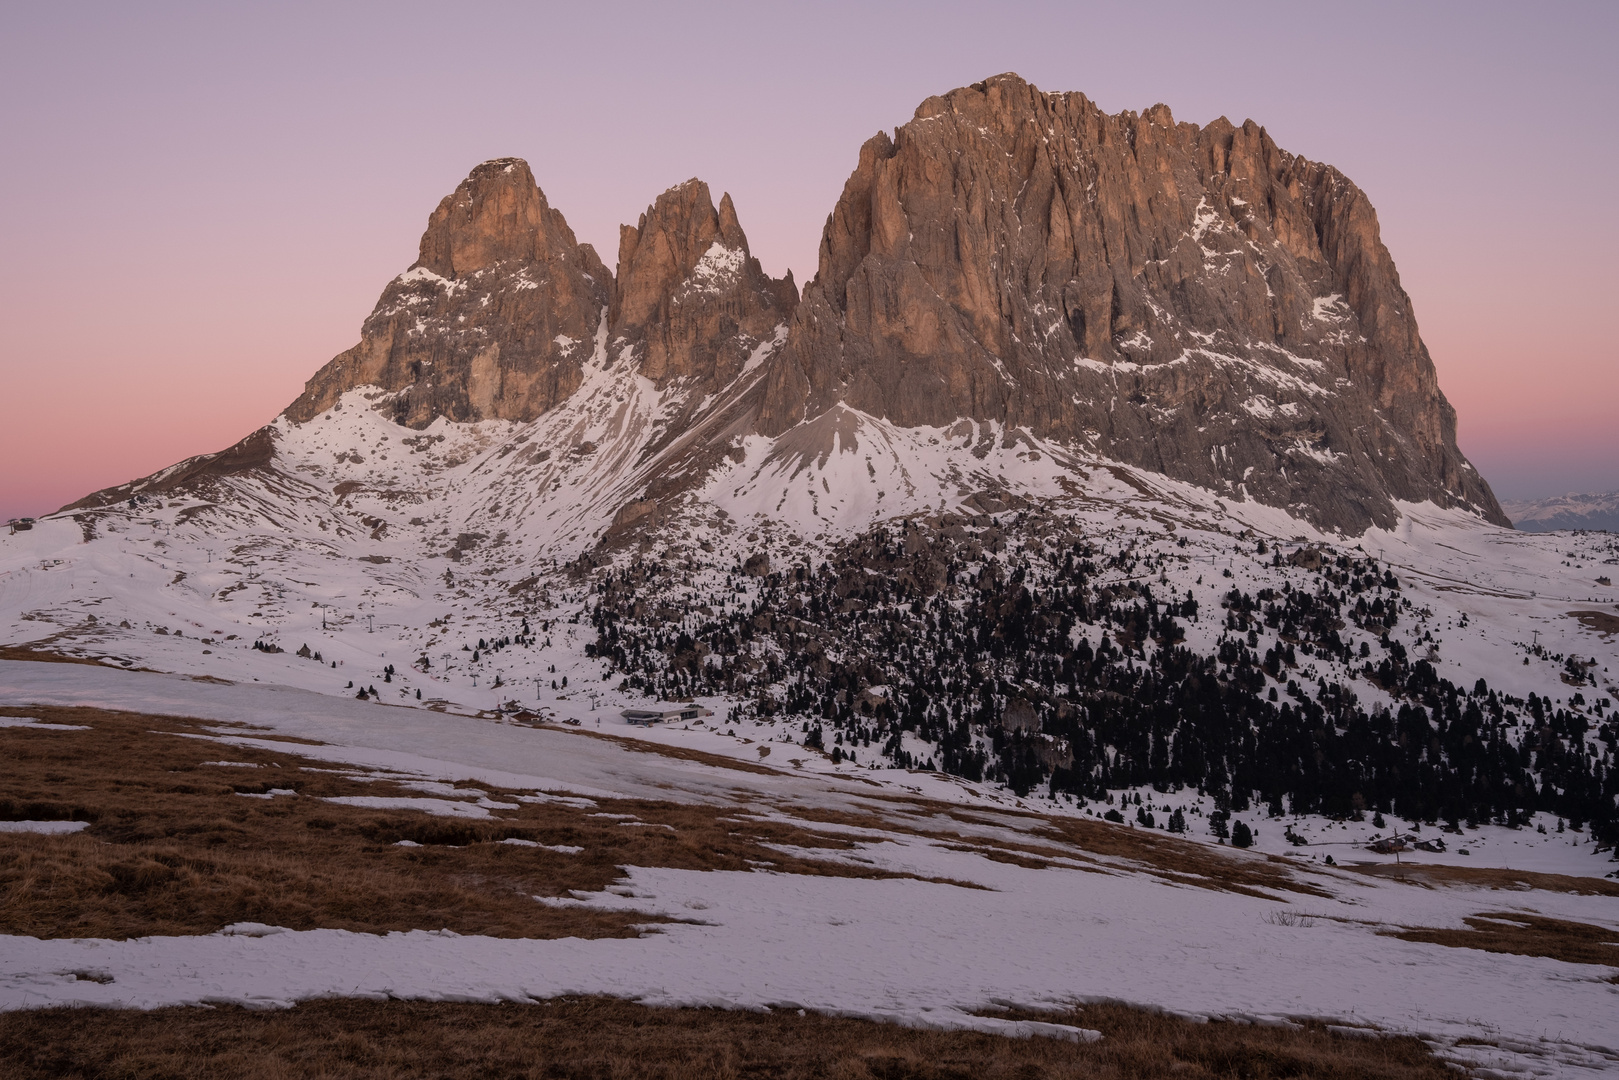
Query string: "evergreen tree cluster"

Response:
xmin=583 ymin=512 xmax=1618 ymax=844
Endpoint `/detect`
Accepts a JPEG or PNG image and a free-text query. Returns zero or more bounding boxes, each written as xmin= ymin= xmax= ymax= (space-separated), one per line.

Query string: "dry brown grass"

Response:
xmin=1390 ymin=910 xmax=1619 ymax=968
xmin=0 ymin=706 xmax=965 ymax=940
xmin=858 ymin=794 xmax=1332 ymax=899
xmin=758 ymin=799 xmax=1328 ymax=900
xmin=0 ymin=996 xmax=1466 ymax=1079
xmin=1033 ymin=815 xmax=1331 ymax=899
xmin=569 ymin=723 xmax=783 ymax=775
xmin=1348 ymin=861 xmax=1619 ymax=896
xmin=1568 ymin=610 xmax=1619 ymax=635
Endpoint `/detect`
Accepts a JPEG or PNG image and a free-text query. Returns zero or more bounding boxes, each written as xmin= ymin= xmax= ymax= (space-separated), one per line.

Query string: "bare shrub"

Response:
xmin=1264 ymin=910 xmax=1317 ymax=927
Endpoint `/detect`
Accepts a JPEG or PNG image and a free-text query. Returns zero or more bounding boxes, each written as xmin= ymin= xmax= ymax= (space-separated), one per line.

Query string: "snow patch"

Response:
xmin=0 ymin=820 xmax=90 ymax=835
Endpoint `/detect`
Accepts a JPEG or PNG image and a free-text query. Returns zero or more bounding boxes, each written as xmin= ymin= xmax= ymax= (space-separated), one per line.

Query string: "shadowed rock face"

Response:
xmin=597 ymin=180 xmax=798 ymax=524
xmin=759 ymin=74 xmax=1504 ymax=533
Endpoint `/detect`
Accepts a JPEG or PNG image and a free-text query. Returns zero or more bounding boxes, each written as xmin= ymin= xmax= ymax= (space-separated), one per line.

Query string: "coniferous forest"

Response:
xmin=583 ymin=511 xmax=1618 ymax=846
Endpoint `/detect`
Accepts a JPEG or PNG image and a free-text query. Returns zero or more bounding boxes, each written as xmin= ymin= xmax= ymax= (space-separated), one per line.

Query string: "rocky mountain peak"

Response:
xmin=282 ymin=164 xmax=795 ymax=434
xmin=612 ymin=179 xmax=723 ymax=331
xmin=284 ymin=158 xmax=611 ymax=427
xmin=716 ymin=191 xmax=747 ymax=250
xmin=413 ymin=158 xmax=593 ymax=281
xmin=70 ymin=80 xmax=1507 ymax=542
xmin=761 ymin=73 xmax=1504 ymax=533
xmin=610 ymin=179 xmax=796 ymax=388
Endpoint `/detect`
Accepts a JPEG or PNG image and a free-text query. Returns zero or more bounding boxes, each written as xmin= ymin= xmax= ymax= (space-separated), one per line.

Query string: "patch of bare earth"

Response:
xmin=0 ymin=646 xmax=131 ymax=668
xmin=1021 ymin=814 xmax=1332 ymax=899
xmin=1349 ymin=862 xmax=1619 ymax=896
xmin=0 ymin=997 xmax=1465 ymax=1080
xmin=1389 ymin=911 xmax=1619 ymax=972
xmin=567 ymin=723 xmax=782 ymax=774
xmin=1568 ymin=609 xmax=1619 ymax=636
xmin=0 ymin=706 xmax=964 ymax=940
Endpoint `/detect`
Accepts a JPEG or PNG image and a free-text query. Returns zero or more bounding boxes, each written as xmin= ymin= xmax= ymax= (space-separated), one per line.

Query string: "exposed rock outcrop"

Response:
xmin=611 ymin=179 xmax=796 ymax=391
xmin=600 ymin=180 xmax=799 ymax=498
xmin=759 ymin=74 xmax=1504 ymax=533
xmin=285 ymin=159 xmax=612 ymax=427
xmin=282 ymin=164 xmax=795 ymax=443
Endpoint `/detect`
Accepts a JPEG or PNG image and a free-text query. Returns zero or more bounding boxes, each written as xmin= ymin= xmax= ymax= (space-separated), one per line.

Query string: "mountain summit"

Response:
xmin=285 ymin=158 xmax=612 ymax=426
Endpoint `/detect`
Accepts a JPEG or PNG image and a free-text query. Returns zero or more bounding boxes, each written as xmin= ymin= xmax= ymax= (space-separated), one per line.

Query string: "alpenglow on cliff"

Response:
xmin=71 ymin=74 xmax=1503 ymax=538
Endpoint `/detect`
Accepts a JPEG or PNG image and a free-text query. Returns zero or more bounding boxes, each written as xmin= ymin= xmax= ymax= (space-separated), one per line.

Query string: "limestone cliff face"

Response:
xmin=283 ymin=164 xmax=794 ymax=436
xmin=611 ymin=179 xmax=796 ymax=392
xmin=284 ymin=159 xmax=612 ymax=427
xmin=759 ymin=74 xmax=1504 ymax=532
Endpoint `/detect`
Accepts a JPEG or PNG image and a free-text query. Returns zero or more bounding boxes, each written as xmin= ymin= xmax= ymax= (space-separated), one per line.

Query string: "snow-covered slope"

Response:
xmin=3 ymin=409 xmax=1615 ymax=797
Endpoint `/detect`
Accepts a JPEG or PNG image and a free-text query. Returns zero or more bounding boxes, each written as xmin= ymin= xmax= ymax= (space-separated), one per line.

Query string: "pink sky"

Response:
xmin=2 ymin=1 xmax=1615 ymax=522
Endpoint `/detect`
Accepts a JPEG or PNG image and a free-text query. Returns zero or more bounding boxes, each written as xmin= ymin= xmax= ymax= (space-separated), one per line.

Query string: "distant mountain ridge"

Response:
xmin=1503 ymin=491 xmax=1619 ymax=533
xmin=65 ymin=73 xmax=1503 ymax=539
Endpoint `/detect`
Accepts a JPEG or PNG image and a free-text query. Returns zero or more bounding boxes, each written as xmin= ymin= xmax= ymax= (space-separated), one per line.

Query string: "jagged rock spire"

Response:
xmin=285 ymin=159 xmax=611 ymax=426
xmin=611 ymin=178 xmax=795 ymax=388
xmin=282 ymin=163 xmax=793 ymax=430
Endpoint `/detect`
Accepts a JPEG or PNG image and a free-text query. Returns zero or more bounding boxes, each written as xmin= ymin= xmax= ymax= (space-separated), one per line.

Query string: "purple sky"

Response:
xmin=2 ymin=1 xmax=1615 ymax=522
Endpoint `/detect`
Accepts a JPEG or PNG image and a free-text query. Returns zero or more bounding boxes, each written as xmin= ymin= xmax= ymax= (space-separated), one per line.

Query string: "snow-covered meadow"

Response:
xmin=1 ymin=661 xmax=1616 ymax=1077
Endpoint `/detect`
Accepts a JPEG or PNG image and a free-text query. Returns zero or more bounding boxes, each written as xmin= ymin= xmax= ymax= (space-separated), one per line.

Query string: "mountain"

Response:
xmin=760 ymin=75 xmax=1502 ymax=534
xmin=5 ymin=78 xmax=1616 ymax=1069
xmin=63 ymin=163 xmax=799 ymax=550
xmin=64 ymin=74 xmax=1499 ymax=544
xmin=284 ymin=160 xmax=795 ymax=430
xmin=18 ymin=75 xmax=1614 ymax=847
xmin=1503 ymin=491 xmax=1619 ymax=533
